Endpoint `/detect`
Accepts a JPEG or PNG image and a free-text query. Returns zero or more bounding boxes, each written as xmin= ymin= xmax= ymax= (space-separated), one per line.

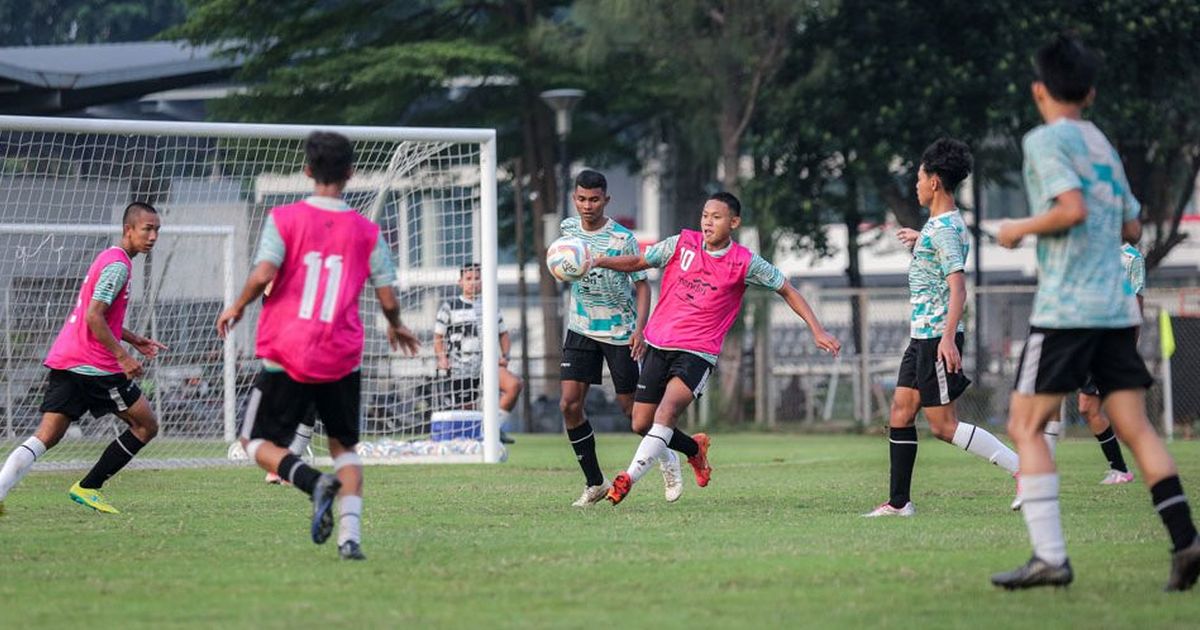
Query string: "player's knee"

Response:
xmin=889 ymin=400 xmax=916 ymax=427
xmin=928 ymin=421 xmax=955 ymax=442
xmin=1006 ymin=418 xmax=1039 ymax=444
xmin=630 ymin=416 xmax=652 ymax=436
xmin=616 ymin=396 xmax=634 ymax=419
xmin=560 ymin=395 xmax=582 ymax=417
xmin=136 ymin=415 xmax=159 ymax=441
xmin=245 ymin=438 xmax=266 ymax=460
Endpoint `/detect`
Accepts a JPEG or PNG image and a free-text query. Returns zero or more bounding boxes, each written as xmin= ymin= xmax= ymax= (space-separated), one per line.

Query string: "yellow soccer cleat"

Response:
xmin=69 ymin=482 xmax=120 ymax=514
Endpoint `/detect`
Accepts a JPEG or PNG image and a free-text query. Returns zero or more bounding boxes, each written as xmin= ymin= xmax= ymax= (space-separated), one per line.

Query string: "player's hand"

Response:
xmin=813 ymin=328 xmax=841 ymax=357
xmin=937 ymin=336 xmax=962 ymax=373
xmin=437 ymin=355 xmax=450 ymax=370
xmin=499 ymin=356 xmax=510 ymax=368
xmin=629 ymin=331 xmax=647 ymax=362
xmin=118 ymin=353 xmax=144 ymax=379
xmin=388 ymin=324 xmax=421 ymax=356
xmin=131 ymin=336 xmax=168 ymax=359
xmin=896 ymin=228 xmax=920 ymax=251
xmin=216 ymin=306 xmax=244 ymax=339
xmin=997 ymin=221 xmax=1024 ymax=249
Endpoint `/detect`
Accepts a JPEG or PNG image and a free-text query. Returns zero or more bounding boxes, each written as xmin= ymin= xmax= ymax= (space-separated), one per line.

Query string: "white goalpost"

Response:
xmin=0 ymin=115 xmax=502 ymax=468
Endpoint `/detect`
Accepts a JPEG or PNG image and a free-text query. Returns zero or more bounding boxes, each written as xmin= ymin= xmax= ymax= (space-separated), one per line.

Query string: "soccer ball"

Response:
xmin=546 ymin=236 xmax=590 ymax=282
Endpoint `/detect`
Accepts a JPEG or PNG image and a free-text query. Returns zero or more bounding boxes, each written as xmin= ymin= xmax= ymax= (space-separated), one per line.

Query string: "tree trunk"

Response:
xmin=520 ymin=87 xmax=563 ymax=380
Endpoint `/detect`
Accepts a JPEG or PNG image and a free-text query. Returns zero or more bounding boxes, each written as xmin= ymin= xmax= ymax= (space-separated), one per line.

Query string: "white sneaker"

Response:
xmin=661 ymin=450 xmax=683 ymax=503
xmin=1100 ymin=469 xmax=1135 ymax=485
xmin=862 ymin=501 xmax=915 ymax=517
xmin=572 ymin=479 xmax=611 ymax=507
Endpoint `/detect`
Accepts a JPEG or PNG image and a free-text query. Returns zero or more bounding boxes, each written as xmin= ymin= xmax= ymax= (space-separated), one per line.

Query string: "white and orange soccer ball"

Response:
xmin=546 ymin=236 xmax=591 ymax=282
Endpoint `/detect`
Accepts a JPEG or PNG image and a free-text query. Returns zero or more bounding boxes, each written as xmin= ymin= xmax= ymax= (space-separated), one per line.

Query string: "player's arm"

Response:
xmin=499 ymin=331 xmax=512 ymax=367
xmin=433 ymin=301 xmax=450 ymax=370
xmin=592 ymin=254 xmax=652 ymax=273
xmin=85 ymin=300 xmax=144 ymax=378
xmin=938 ymin=271 xmax=966 ymax=373
xmin=122 ymin=327 xmax=167 ymax=359
xmin=777 ymin=283 xmax=840 ymax=356
xmin=997 ymin=189 xmax=1087 ymax=248
xmin=631 ymin=278 xmax=651 ymax=361
xmin=1122 ymin=219 xmax=1142 ymax=245
xmin=375 ymin=285 xmax=420 ymax=356
xmin=216 ymin=261 xmax=277 ymax=338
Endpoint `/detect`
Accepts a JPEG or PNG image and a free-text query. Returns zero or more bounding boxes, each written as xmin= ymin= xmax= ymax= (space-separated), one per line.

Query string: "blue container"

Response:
xmin=431 ymin=411 xmax=483 ymax=441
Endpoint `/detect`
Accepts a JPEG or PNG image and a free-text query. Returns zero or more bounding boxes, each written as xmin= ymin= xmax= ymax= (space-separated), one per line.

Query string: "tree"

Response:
xmin=0 ymin=0 xmax=187 ymax=45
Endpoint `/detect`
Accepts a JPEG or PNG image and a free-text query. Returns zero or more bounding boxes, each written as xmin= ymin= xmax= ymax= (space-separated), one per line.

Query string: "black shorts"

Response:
xmin=39 ymin=369 xmax=143 ymax=420
xmin=634 ymin=346 xmax=713 ymax=404
xmin=1014 ymin=326 xmax=1153 ymax=397
xmin=241 ymin=370 xmax=361 ymax=448
xmin=1080 ymin=376 xmax=1100 ymax=397
xmin=560 ymin=330 xmax=640 ymax=394
xmin=896 ymin=333 xmax=971 ymax=408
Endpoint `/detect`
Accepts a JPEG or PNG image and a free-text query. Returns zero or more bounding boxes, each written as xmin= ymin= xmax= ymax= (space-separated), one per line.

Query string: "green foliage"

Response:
xmin=3 ymin=434 xmax=1200 ymax=627
xmin=0 ymin=0 xmax=187 ymax=45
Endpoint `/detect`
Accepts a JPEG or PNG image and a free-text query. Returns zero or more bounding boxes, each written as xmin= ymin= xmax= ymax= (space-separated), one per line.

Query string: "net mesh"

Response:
xmin=0 ymin=121 xmax=490 ymax=469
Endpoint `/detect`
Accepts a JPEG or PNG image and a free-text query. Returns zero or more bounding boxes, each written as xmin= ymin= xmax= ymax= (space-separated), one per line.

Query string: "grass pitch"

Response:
xmin=2 ymin=433 xmax=1200 ymax=628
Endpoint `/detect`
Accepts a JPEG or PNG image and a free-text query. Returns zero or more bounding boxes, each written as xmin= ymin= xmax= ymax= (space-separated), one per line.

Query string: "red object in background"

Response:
xmin=614 ymin=215 xmax=637 ymax=230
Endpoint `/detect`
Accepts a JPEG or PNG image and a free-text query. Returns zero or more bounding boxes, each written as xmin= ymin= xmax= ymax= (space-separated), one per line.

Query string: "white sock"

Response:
xmin=627 ymin=424 xmax=673 ymax=483
xmin=1019 ymin=473 xmax=1067 ymax=565
xmin=952 ymin=422 xmax=1019 ymax=474
xmin=288 ymin=424 xmax=314 ymax=456
xmin=0 ymin=437 xmax=47 ymax=500
xmin=337 ymin=495 xmax=363 ymax=546
xmin=1043 ymin=420 xmax=1061 ymax=458
xmin=499 ymin=409 xmax=512 ymax=432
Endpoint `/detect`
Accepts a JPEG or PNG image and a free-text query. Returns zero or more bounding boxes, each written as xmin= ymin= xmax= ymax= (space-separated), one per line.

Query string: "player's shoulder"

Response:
xmin=560 ymin=216 xmax=580 ymax=232
xmin=608 ymin=219 xmax=636 ymax=238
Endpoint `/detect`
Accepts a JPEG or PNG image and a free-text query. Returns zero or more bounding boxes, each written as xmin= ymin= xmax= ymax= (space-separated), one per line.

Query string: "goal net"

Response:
xmin=0 ymin=116 xmax=502 ymax=469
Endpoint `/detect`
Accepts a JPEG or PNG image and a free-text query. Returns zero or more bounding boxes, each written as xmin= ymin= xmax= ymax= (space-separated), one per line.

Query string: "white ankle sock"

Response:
xmin=288 ymin=424 xmax=314 ymax=456
xmin=1019 ymin=473 xmax=1067 ymax=565
xmin=0 ymin=437 xmax=47 ymax=500
xmin=1043 ymin=420 xmax=1061 ymax=458
xmin=627 ymin=425 xmax=673 ymax=482
xmin=952 ymin=422 xmax=1019 ymax=474
xmin=337 ymin=495 xmax=363 ymax=546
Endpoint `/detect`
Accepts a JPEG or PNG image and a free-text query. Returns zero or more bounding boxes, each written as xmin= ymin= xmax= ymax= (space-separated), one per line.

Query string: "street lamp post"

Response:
xmin=539 ymin=89 xmax=586 ymax=222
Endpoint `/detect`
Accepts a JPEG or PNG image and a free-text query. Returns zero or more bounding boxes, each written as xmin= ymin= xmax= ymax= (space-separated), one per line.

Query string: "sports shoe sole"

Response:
xmin=311 ymin=477 xmax=342 ymax=544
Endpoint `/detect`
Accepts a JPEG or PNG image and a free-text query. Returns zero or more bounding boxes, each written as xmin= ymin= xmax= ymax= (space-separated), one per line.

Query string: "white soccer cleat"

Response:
xmin=572 ymin=479 xmax=612 ymax=507
xmin=1100 ymin=469 xmax=1135 ymax=485
xmin=661 ymin=450 xmax=684 ymax=503
xmin=863 ymin=501 xmax=915 ymax=517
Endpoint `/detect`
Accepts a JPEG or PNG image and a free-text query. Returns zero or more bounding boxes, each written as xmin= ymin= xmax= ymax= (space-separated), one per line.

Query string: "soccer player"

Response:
xmin=434 ymin=262 xmax=521 ymax=444
xmin=991 ymin=34 xmax=1200 ymax=590
xmin=217 ymin=131 xmax=420 ymax=560
xmin=0 ymin=202 xmax=167 ymax=515
xmin=593 ymin=192 xmax=841 ymax=505
xmin=864 ymin=138 xmax=1020 ymax=518
xmin=556 ymin=170 xmax=682 ymax=507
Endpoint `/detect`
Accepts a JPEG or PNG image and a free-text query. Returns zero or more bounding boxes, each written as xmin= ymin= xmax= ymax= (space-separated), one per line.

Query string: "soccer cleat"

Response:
xmin=991 ymin=556 xmax=1074 ymax=590
xmin=68 ymin=482 xmax=120 ymax=514
xmin=606 ymin=471 xmax=633 ymax=505
xmin=687 ymin=433 xmax=712 ymax=488
xmin=571 ymin=479 xmax=612 ymax=507
xmin=310 ymin=474 xmax=342 ymax=545
xmin=1011 ymin=473 xmax=1022 ymax=511
xmin=661 ymin=451 xmax=683 ymax=503
xmin=1100 ymin=469 xmax=1135 ymax=485
xmin=338 ymin=540 xmax=367 ymax=561
xmin=862 ymin=501 xmax=915 ymax=518
xmin=500 ymin=431 xmax=516 ymax=445
xmin=1166 ymin=537 xmax=1200 ymax=592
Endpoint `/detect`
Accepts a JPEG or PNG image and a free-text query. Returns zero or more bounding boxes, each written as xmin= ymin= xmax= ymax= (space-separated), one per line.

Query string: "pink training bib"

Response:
xmin=44 ymin=247 xmax=133 ymax=373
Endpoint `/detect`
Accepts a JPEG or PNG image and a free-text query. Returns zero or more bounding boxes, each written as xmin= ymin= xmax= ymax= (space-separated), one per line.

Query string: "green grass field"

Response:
xmin=3 ymin=433 xmax=1200 ymax=628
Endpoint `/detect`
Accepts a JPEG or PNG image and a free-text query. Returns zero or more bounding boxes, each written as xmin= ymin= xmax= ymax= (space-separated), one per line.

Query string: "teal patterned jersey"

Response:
xmin=908 ymin=210 xmax=969 ymax=339
xmin=1121 ymin=243 xmax=1145 ymax=295
xmin=1022 ymin=119 xmax=1141 ymax=328
xmin=561 ymin=217 xmax=647 ymax=344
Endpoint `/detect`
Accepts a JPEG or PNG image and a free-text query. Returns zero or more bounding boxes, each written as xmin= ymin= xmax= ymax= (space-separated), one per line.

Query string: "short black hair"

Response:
xmin=920 ymin=138 xmax=973 ymax=191
xmin=574 ymin=169 xmax=607 ymax=193
xmin=707 ymin=191 xmax=741 ymax=216
xmin=122 ymin=201 xmax=157 ymax=227
xmin=1034 ymin=32 xmax=1100 ymax=103
xmin=305 ymin=131 xmax=354 ymax=184
xmin=460 ymin=262 xmax=481 ymax=277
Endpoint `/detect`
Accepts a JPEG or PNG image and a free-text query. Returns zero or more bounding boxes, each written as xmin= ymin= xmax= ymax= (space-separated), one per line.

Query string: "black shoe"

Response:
xmin=991 ymin=556 xmax=1073 ymax=590
xmin=310 ymin=474 xmax=341 ymax=545
xmin=500 ymin=431 xmax=515 ymax=445
xmin=1166 ymin=537 xmax=1200 ymax=592
xmin=339 ymin=540 xmax=366 ymax=561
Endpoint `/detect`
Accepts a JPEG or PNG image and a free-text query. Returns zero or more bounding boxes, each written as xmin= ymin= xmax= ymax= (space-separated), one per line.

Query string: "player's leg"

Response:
xmin=267 ymin=406 xmax=316 ymax=485
xmin=560 ymin=332 xmax=608 ymax=504
xmin=316 ymin=372 xmax=365 ymax=560
xmin=1042 ymin=405 xmax=1062 ymax=459
xmin=864 ymin=386 xmax=920 ymax=517
xmin=609 ymin=377 xmax=698 ymax=505
xmin=498 ymin=367 xmax=522 ymax=444
xmin=605 ymin=340 xmax=683 ymax=502
xmin=1094 ymin=327 xmax=1200 ymax=590
xmin=0 ymin=412 xmax=72 ymax=511
xmin=1079 ymin=388 xmax=1132 ymax=484
xmin=70 ymin=374 xmax=157 ymax=513
xmin=866 ymin=341 xmax=921 ymax=517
